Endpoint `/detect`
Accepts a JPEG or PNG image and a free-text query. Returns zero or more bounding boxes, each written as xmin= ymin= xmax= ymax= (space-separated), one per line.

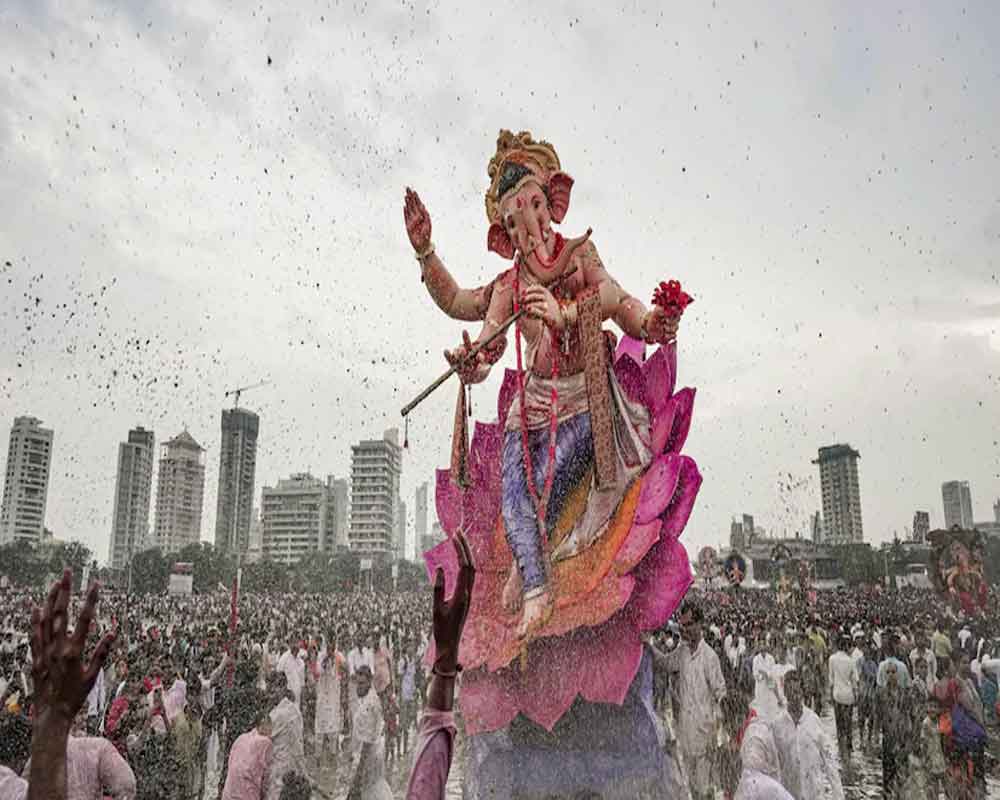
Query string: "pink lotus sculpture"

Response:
xmin=424 ymin=338 xmax=701 ymax=734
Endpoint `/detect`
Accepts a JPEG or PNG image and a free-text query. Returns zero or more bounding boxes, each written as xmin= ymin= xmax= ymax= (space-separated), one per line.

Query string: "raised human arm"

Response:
xmin=403 ymin=532 xmax=474 ymax=800
xmin=427 ymin=531 xmax=475 ymax=712
xmin=404 ymin=187 xmax=493 ymax=322
xmin=207 ymin=653 xmax=232 ymax=686
xmin=28 ymin=571 xmax=115 ymax=800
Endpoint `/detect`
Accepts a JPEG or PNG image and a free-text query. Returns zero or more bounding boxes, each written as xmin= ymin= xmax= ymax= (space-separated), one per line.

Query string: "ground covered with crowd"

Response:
xmin=0 ymin=581 xmax=998 ymax=799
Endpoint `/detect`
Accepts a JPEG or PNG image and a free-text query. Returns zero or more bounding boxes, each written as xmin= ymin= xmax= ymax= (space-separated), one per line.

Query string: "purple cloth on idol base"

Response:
xmin=463 ymin=650 xmax=670 ymax=799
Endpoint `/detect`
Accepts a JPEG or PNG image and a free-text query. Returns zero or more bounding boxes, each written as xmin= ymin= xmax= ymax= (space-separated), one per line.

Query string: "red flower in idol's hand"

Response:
xmin=652 ymin=280 xmax=694 ymax=319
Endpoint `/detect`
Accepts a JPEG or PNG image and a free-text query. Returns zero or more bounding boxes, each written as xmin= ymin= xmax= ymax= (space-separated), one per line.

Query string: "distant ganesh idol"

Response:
xmin=403 ymin=130 xmax=702 ymax=797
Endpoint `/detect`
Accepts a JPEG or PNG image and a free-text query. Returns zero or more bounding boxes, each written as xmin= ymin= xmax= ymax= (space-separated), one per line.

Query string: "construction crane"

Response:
xmin=224 ymin=379 xmax=270 ymax=409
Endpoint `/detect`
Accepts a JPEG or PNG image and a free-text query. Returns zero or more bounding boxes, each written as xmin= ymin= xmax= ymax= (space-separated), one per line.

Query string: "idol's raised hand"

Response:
xmin=643 ymin=305 xmax=680 ymax=345
xmin=404 ymin=187 xmax=433 ymax=254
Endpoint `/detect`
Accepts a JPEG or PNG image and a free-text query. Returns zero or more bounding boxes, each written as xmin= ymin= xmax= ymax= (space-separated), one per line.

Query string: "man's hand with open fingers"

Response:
xmin=432 ymin=531 xmax=476 ymax=674
xmin=31 ymin=568 xmax=116 ymax=723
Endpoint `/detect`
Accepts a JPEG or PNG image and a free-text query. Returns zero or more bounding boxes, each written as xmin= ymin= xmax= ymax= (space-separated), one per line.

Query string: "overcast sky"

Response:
xmin=1 ymin=1 xmax=998 ymax=565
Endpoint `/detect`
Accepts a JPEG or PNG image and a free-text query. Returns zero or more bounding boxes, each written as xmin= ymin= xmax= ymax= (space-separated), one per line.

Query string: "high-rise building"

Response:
xmin=246 ymin=507 xmax=263 ymax=563
xmin=261 ymin=473 xmax=339 ymax=565
xmin=214 ymin=408 xmax=259 ymax=555
xmin=941 ymin=481 xmax=974 ymax=530
xmin=912 ymin=511 xmax=930 ymax=545
xmin=396 ymin=498 xmax=407 ymax=561
xmin=327 ymin=477 xmax=349 ymax=549
xmin=152 ymin=430 xmax=205 ymax=556
xmin=349 ymin=429 xmax=402 ymax=561
xmin=415 ymin=482 xmax=429 ymax=559
xmin=730 ymin=519 xmax=745 ymax=551
xmin=742 ymin=514 xmax=755 ymax=546
xmin=108 ymin=427 xmax=155 ymax=570
xmin=810 ymin=511 xmax=823 ymax=544
xmin=813 ymin=444 xmax=864 ymax=544
xmin=994 ymin=498 xmax=1000 ymax=524
xmin=0 ymin=417 xmax=54 ymax=545
xmin=421 ymin=521 xmax=445 ymax=557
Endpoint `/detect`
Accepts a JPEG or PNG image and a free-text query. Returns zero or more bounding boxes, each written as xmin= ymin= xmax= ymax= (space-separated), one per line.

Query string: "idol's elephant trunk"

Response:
xmin=527 ymin=228 xmax=592 ymax=273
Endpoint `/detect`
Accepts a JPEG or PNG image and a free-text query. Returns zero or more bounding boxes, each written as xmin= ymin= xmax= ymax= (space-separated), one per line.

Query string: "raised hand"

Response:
xmin=444 ymin=329 xmax=491 ymax=384
xmin=521 ymin=284 xmax=564 ymax=329
xmin=30 ymin=569 xmax=115 ymax=723
xmin=643 ymin=305 xmax=680 ymax=345
xmin=432 ymin=531 xmax=476 ymax=673
xmin=403 ymin=187 xmax=433 ymax=254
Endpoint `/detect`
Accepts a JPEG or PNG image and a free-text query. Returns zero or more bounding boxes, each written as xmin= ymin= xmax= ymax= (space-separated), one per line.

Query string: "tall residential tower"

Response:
xmin=813 ymin=444 xmax=864 ymax=544
xmin=152 ymin=430 xmax=205 ymax=555
xmin=0 ymin=416 xmax=54 ymax=545
xmin=349 ymin=429 xmax=402 ymax=561
xmin=941 ymin=481 xmax=974 ymax=530
xmin=214 ymin=408 xmax=259 ymax=555
xmin=108 ymin=427 xmax=155 ymax=570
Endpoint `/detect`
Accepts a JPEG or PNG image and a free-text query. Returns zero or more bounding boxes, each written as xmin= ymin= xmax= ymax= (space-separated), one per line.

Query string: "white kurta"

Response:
xmin=352 ymin=689 xmax=392 ymax=800
xmin=276 ymin=650 xmax=305 ymax=706
xmin=663 ymin=640 xmax=727 ymax=757
xmin=751 ymin=653 xmax=783 ymax=722
xmin=735 ymin=717 xmax=792 ymax=800
xmin=314 ymin=650 xmax=344 ymax=736
xmin=267 ymin=697 xmax=308 ymax=800
xmin=771 ymin=707 xmax=845 ymax=800
xmin=828 ymin=651 xmax=858 ymax=706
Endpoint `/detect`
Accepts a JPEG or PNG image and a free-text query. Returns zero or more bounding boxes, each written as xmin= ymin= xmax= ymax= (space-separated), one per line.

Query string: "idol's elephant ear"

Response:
xmin=547 ymin=171 xmax=574 ymax=223
xmin=487 ymin=222 xmax=514 ymax=259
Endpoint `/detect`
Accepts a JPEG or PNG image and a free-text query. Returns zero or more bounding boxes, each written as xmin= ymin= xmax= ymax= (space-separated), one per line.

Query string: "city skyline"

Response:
xmin=2 ymin=3 xmax=998 ymax=563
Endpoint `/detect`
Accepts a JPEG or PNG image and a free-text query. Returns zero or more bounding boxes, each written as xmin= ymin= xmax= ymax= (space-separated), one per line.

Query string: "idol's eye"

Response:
xmin=533 ymin=197 xmax=541 ymax=209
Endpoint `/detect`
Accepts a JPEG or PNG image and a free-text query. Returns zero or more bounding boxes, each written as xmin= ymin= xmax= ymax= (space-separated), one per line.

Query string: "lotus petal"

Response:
xmin=636 ymin=455 xmax=682 ymax=524
xmin=632 ymin=536 xmax=694 ymax=632
xmin=661 ymin=457 xmax=702 ymax=543
xmin=615 ymin=335 xmax=645 ymax=365
xmin=649 ymin=404 xmax=678 ymax=455
xmin=641 ymin=346 xmax=675 ymax=416
xmin=664 ymin=388 xmax=695 ymax=454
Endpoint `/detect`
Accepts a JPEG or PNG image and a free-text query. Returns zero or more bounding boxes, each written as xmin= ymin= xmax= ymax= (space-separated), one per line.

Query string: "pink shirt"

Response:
xmin=404 ymin=710 xmax=456 ymax=800
xmin=222 ymin=729 xmax=273 ymax=800
xmin=23 ymin=737 xmax=136 ymax=800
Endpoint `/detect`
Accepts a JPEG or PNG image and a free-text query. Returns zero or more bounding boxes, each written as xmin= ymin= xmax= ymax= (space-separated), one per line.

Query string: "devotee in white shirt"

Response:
xmin=772 ymin=670 xmax=844 ymax=800
xmin=647 ymin=605 xmax=727 ymax=800
xmin=276 ymin=636 xmax=306 ymax=707
xmin=734 ymin=712 xmax=794 ymax=800
xmin=751 ymin=634 xmax=783 ymax=722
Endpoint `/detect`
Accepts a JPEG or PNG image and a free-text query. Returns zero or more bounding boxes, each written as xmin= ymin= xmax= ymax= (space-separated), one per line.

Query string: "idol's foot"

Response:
xmin=502 ymin=568 xmax=523 ymax=614
xmin=516 ymin=587 xmax=553 ymax=640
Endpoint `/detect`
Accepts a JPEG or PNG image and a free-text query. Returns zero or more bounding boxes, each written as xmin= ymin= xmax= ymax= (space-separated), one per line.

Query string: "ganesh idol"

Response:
xmin=403 ymin=130 xmax=702 ymax=797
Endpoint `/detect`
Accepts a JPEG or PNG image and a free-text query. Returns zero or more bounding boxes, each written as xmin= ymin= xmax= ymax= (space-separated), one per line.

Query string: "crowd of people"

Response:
xmin=1 ymin=560 xmax=998 ymax=799
xmin=0 ymin=581 xmax=442 ymax=799
xmin=646 ymin=584 xmax=1000 ymax=799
